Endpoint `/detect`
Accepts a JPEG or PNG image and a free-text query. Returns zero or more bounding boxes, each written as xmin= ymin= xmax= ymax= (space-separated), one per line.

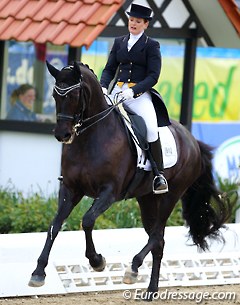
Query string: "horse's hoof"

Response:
xmin=92 ymin=256 xmax=106 ymax=272
xmin=28 ymin=275 xmax=45 ymax=287
xmin=123 ymin=266 xmax=138 ymax=284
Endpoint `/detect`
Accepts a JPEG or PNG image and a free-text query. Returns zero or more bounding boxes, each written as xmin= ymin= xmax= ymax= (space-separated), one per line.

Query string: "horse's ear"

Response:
xmin=73 ymin=61 xmax=82 ymax=81
xmin=46 ymin=60 xmax=60 ymax=80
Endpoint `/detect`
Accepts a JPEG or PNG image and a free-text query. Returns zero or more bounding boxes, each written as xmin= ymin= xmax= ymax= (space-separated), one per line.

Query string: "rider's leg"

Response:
xmin=149 ymin=138 xmax=168 ymax=194
xmin=121 ymin=87 xmax=168 ymax=194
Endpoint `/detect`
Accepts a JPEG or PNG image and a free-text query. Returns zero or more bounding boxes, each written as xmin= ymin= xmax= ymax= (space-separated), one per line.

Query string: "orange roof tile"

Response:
xmin=0 ymin=0 xmax=124 ymax=48
xmin=218 ymin=0 xmax=240 ymax=36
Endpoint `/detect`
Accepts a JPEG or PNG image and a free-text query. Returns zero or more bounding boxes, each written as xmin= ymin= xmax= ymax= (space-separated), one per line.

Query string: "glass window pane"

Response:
xmin=1 ymin=41 xmax=68 ymax=123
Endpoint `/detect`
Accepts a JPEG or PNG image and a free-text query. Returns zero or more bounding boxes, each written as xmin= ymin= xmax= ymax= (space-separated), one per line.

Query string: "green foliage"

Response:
xmin=53 ymin=198 xmax=143 ymax=231
xmin=0 ymin=177 xmax=238 ymax=233
xmin=0 ymin=185 xmax=57 ymax=233
xmin=216 ymin=176 xmax=239 ymax=222
xmin=96 ymin=199 xmax=142 ymax=229
xmin=166 ymin=201 xmax=184 ymax=226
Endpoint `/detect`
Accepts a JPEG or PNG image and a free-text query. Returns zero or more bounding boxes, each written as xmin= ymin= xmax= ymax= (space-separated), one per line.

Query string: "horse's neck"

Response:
xmin=82 ymin=78 xmax=123 ymax=134
xmin=87 ymin=89 xmax=110 ymax=116
xmin=81 ymin=92 xmax=122 ymax=138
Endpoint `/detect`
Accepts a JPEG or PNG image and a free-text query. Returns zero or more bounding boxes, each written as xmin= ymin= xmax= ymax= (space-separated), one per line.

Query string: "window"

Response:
xmin=0 ymin=41 xmax=68 ymax=125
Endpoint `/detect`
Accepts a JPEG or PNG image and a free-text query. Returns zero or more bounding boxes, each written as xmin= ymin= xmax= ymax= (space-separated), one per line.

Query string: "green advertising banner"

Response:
xmin=157 ymin=56 xmax=240 ymax=122
xmin=82 ymin=46 xmax=240 ymax=123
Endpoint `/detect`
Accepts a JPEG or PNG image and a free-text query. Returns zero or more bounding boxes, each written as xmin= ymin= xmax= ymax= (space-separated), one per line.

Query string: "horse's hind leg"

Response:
xmin=124 ymin=192 xmax=178 ymax=300
xmin=29 ymin=184 xmax=83 ymax=287
xmin=123 ymin=193 xmax=161 ymax=284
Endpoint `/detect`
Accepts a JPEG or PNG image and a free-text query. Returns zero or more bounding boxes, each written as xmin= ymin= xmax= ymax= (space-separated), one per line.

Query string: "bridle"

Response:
xmin=53 ymin=79 xmax=124 ymax=136
xmin=54 ymin=82 xmax=82 ymax=122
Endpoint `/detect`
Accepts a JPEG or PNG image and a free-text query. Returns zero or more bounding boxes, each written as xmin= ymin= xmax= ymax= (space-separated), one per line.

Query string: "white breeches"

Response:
xmin=110 ymin=83 xmax=159 ymax=142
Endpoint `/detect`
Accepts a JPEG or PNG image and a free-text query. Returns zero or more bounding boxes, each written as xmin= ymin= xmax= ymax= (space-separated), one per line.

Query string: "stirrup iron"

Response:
xmin=153 ymin=174 xmax=168 ymax=194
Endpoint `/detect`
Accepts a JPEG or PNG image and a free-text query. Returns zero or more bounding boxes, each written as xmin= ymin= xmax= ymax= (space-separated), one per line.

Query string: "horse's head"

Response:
xmin=47 ymin=61 xmax=86 ymax=144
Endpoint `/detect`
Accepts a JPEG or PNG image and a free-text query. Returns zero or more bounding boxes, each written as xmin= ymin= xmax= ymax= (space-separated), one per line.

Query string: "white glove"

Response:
xmin=102 ymin=87 xmax=108 ymax=95
xmin=120 ymin=88 xmax=134 ymax=100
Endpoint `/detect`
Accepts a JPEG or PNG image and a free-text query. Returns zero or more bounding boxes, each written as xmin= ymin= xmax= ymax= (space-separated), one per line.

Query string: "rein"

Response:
xmin=54 ymin=81 xmax=124 ymax=135
xmin=75 ymin=95 xmax=123 ymax=135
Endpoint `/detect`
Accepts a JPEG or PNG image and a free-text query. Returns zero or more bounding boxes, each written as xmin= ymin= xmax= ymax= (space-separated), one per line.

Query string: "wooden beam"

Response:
xmin=101 ymin=27 xmax=200 ymax=39
xmin=68 ymin=47 xmax=82 ymax=64
xmin=0 ymin=41 xmax=5 ymax=114
xmin=180 ymin=37 xmax=197 ymax=131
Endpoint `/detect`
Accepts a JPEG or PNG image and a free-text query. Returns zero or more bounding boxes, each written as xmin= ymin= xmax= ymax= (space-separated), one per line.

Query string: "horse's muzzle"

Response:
xmin=54 ymin=124 xmax=75 ymax=144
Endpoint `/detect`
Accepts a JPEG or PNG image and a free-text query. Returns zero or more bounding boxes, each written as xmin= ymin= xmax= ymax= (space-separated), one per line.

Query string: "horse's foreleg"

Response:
xmin=82 ymin=186 xmax=115 ymax=271
xmin=29 ymin=184 xmax=82 ymax=287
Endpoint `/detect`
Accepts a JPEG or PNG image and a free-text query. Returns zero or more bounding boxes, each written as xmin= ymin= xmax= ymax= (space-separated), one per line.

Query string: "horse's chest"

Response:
xmin=63 ymin=154 xmax=98 ymax=183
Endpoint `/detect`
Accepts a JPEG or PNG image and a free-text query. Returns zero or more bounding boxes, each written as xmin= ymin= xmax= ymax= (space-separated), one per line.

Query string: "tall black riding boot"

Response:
xmin=149 ymin=138 xmax=168 ymax=194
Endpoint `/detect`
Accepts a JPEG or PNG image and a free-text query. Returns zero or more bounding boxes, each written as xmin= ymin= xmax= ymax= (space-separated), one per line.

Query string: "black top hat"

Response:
xmin=126 ymin=4 xmax=152 ymax=21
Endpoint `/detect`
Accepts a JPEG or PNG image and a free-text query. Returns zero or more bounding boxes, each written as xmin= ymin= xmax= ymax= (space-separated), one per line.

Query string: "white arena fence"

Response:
xmin=0 ymin=224 xmax=240 ymax=298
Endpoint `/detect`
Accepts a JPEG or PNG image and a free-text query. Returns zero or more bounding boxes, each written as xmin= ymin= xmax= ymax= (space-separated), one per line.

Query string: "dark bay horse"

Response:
xmin=29 ymin=61 xmax=231 ymax=298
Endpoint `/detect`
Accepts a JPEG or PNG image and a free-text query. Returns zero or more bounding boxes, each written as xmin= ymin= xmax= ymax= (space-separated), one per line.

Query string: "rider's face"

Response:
xmin=128 ymin=17 xmax=149 ymax=35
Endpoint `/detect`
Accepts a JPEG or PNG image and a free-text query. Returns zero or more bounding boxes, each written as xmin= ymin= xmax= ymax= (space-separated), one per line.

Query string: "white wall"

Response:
xmin=1 ymin=225 xmax=240 ymax=297
xmin=0 ymin=131 xmax=62 ymax=196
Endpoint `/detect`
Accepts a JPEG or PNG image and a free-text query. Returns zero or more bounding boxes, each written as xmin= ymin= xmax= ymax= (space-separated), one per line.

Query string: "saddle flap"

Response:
xmin=127 ymin=112 xmax=148 ymax=151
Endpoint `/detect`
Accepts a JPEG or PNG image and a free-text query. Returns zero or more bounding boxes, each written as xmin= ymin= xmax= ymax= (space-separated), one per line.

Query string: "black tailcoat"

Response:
xmin=100 ymin=33 xmax=170 ymax=127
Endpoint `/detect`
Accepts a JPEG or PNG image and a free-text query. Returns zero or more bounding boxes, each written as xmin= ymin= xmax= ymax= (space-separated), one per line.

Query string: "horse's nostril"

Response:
xmin=64 ymin=132 xmax=72 ymax=140
xmin=55 ymin=134 xmax=62 ymax=142
xmin=54 ymin=131 xmax=72 ymax=142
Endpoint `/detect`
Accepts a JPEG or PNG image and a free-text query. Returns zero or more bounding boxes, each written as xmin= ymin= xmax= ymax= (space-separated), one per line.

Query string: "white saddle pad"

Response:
xmin=136 ymin=126 xmax=178 ymax=171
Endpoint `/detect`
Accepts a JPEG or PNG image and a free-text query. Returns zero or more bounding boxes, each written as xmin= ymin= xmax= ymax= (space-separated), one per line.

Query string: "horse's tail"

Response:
xmin=181 ymin=140 xmax=232 ymax=251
